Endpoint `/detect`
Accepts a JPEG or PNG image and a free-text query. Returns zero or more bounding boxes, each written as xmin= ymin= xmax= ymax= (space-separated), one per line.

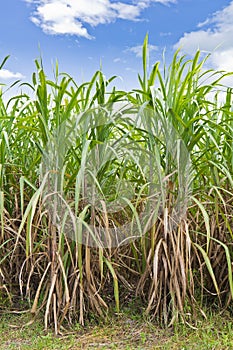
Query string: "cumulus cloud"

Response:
xmin=174 ymin=1 xmax=233 ymax=73
xmin=127 ymin=44 xmax=158 ymax=57
xmin=25 ymin=0 xmax=176 ymax=38
xmin=0 ymin=69 xmax=25 ymax=80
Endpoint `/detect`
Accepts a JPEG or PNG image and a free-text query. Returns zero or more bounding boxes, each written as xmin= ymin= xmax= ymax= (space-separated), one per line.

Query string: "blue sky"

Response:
xmin=0 ymin=0 xmax=233 ymax=92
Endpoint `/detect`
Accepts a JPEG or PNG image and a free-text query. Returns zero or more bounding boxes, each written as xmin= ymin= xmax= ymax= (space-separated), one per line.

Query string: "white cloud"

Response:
xmin=113 ymin=57 xmax=126 ymax=63
xmin=127 ymin=44 xmax=158 ymax=57
xmin=174 ymin=1 xmax=233 ymax=73
xmin=125 ymin=67 xmax=137 ymax=73
xmin=25 ymin=0 xmax=175 ymax=38
xmin=160 ymin=31 xmax=172 ymax=37
xmin=0 ymin=69 xmax=25 ymax=80
xmin=140 ymin=0 xmax=176 ymax=4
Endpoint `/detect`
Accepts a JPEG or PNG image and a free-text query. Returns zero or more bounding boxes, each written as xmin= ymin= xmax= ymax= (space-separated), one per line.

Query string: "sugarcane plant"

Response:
xmin=0 ymin=35 xmax=233 ymax=333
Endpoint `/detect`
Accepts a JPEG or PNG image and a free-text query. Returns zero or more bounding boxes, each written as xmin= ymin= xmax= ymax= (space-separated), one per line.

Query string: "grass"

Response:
xmin=0 ymin=310 xmax=233 ymax=349
xmin=0 ymin=34 xmax=233 ymax=333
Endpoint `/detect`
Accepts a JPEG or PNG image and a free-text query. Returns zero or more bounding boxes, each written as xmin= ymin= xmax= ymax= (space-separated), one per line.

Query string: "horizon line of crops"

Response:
xmin=0 ymin=35 xmax=233 ymax=333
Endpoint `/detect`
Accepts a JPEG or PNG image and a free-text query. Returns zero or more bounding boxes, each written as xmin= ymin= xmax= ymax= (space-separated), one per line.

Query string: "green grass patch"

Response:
xmin=0 ymin=311 xmax=233 ymax=349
